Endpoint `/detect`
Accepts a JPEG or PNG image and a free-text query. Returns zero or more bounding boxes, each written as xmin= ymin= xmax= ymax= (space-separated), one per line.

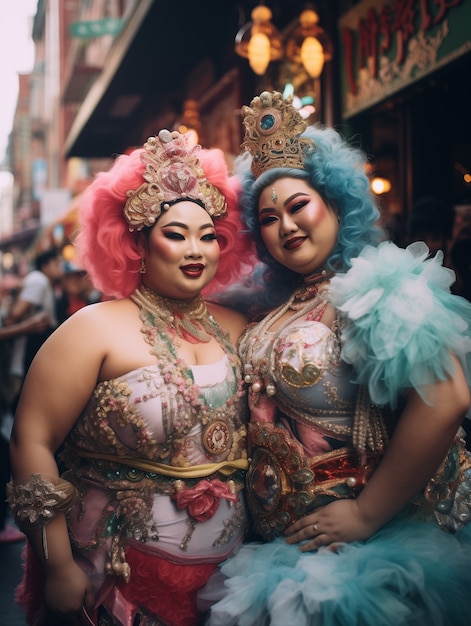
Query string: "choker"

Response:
xmin=302 ymin=267 xmax=334 ymax=285
xmin=131 ymin=284 xmax=214 ymax=344
xmin=290 ymin=267 xmax=333 ymax=310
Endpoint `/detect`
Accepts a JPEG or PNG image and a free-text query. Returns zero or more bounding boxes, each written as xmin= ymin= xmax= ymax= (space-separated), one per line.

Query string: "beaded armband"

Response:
xmin=6 ymin=474 xmax=78 ymax=558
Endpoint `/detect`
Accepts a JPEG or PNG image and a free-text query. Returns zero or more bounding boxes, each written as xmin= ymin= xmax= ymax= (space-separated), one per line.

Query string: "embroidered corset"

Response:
xmin=241 ymin=315 xmax=471 ymax=540
xmin=241 ymin=320 xmax=358 ymax=446
xmin=61 ymin=355 xmax=248 ymax=567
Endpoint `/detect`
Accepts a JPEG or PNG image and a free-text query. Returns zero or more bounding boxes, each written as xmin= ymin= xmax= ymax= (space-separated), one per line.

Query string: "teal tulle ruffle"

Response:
xmin=203 ymin=518 xmax=471 ymax=626
xmin=329 ymin=241 xmax=471 ymax=408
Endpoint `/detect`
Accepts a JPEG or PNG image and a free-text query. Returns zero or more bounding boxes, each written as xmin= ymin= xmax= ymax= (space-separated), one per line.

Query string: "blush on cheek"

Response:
xmin=311 ymin=202 xmax=330 ymax=225
xmin=150 ymin=237 xmax=178 ymax=260
xmin=212 ymin=241 xmax=222 ymax=260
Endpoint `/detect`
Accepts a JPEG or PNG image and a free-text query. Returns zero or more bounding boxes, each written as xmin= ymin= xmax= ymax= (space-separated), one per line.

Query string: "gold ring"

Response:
xmin=313 ymin=523 xmax=318 ymax=533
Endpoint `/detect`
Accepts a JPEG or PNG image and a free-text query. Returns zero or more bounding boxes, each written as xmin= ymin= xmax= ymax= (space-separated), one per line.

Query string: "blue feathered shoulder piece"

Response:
xmin=329 ymin=241 xmax=471 ymax=408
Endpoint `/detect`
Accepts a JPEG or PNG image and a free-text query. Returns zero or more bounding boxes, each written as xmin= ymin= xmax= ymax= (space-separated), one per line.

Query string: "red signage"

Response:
xmin=339 ymin=0 xmax=470 ymax=118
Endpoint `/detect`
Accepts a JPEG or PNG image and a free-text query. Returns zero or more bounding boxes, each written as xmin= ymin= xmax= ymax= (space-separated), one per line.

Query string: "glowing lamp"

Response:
xmin=235 ymin=5 xmax=283 ymax=76
xmin=285 ymin=9 xmax=333 ymax=78
xmin=371 ymin=177 xmax=392 ymax=195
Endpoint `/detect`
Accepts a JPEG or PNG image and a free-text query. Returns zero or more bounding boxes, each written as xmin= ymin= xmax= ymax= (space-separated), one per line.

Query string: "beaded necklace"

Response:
xmin=131 ymin=284 xmax=215 ymax=344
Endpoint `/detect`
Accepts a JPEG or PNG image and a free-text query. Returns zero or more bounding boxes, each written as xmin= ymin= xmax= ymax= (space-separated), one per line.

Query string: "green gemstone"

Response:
xmin=260 ymin=114 xmax=275 ymax=131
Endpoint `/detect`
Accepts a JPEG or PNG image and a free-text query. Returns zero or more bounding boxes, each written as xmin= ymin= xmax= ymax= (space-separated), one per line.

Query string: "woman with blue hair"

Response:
xmin=201 ymin=91 xmax=471 ymax=625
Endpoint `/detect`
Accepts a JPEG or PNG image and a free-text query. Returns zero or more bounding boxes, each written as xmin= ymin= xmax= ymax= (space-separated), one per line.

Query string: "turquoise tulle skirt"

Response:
xmin=200 ymin=515 xmax=471 ymax=626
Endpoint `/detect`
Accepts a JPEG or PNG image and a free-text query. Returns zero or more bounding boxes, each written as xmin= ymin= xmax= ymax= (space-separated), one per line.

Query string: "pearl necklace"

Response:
xmin=131 ymin=284 xmax=215 ymax=344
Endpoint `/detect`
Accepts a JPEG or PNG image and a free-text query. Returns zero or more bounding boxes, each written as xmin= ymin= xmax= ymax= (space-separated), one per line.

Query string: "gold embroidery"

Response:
xmin=280 ymin=362 xmax=323 ymax=387
xmin=323 ymin=380 xmax=353 ymax=409
xmin=246 ymin=422 xmax=380 ymax=540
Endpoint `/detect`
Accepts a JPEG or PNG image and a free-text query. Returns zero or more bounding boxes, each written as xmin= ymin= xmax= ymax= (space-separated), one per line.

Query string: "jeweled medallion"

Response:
xmin=203 ymin=421 xmax=231 ymax=454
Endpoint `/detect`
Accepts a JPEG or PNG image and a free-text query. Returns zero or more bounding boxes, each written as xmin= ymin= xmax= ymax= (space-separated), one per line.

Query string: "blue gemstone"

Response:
xmin=260 ymin=114 xmax=275 ymax=131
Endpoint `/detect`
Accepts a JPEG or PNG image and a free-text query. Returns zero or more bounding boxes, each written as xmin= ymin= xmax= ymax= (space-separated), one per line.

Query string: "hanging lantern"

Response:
xmin=235 ymin=4 xmax=283 ymax=75
xmin=301 ymin=36 xmax=324 ymax=78
xmin=285 ymin=9 xmax=333 ymax=78
xmin=371 ymin=177 xmax=392 ymax=194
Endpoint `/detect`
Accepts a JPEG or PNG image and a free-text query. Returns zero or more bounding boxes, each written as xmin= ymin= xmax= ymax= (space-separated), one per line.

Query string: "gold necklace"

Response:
xmin=131 ymin=284 xmax=215 ymax=344
xmin=290 ymin=271 xmax=333 ymax=310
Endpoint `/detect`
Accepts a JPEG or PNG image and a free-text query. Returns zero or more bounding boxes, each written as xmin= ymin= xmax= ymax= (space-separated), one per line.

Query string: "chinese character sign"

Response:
xmin=339 ymin=0 xmax=469 ymax=118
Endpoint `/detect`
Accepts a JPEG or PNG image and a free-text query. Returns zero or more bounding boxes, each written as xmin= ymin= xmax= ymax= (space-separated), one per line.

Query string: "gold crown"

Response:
xmin=241 ymin=91 xmax=315 ymax=179
xmin=123 ymin=129 xmax=227 ymax=231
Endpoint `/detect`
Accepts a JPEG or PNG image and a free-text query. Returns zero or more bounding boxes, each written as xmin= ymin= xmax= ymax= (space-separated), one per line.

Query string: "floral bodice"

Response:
xmin=240 ymin=314 xmax=358 ymax=456
xmin=67 ymin=356 xmax=247 ymax=467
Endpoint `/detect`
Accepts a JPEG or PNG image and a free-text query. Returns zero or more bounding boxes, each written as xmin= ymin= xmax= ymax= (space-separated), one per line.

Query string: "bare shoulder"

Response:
xmin=62 ymin=297 xmax=135 ymax=326
xmin=44 ymin=298 xmax=138 ymax=350
xmin=207 ymin=301 xmax=248 ymax=344
xmin=72 ymin=297 xmax=134 ymax=316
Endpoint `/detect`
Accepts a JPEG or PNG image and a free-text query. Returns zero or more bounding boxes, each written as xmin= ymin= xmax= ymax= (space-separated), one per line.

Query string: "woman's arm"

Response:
xmin=286 ymin=355 xmax=470 ymax=550
xmin=9 ymin=306 xmax=110 ymax=615
xmin=0 ymin=311 xmax=50 ymax=341
xmin=353 ymin=358 xmax=469 ymax=529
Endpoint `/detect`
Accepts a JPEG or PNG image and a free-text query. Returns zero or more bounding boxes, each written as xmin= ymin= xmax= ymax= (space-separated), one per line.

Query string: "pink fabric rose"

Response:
xmin=173 ymin=479 xmax=237 ymax=522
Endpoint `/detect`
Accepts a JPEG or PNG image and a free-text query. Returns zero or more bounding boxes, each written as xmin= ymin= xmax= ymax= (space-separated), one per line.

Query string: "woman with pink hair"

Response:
xmin=7 ymin=130 xmax=253 ymax=626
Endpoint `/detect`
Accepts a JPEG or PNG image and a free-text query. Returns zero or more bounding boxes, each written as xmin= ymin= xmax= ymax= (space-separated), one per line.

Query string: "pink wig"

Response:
xmin=76 ymin=144 xmax=254 ymax=299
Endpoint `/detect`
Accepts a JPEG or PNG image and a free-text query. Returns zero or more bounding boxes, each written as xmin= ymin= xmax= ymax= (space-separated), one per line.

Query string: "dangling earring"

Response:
xmin=140 ymin=258 xmax=147 ymax=274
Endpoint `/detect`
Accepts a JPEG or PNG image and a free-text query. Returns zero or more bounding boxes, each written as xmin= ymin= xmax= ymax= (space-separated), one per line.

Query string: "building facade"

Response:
xmin=1 ymin=0 xmax=470 ymax=273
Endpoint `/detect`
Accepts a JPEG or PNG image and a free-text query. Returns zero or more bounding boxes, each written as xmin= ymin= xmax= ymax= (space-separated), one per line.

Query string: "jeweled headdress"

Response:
xmin=241 ymin=91 xmax=315 ymax=179
xmin=124 ymin=129 xmax=227 ymax=231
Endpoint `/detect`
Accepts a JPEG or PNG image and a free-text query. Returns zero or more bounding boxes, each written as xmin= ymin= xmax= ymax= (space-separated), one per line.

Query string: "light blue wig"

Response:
xmin=234 ymin=124 xmax=387 ymax=311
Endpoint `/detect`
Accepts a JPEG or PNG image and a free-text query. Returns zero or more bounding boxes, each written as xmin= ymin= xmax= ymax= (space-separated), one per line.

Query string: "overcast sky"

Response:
xmin=0 ymin=0 xmax=37 ymax=165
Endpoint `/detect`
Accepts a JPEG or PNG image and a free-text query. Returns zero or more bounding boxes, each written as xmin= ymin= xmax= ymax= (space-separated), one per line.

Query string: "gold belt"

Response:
xmin=70 ymin=446 xmax=248 ymax=478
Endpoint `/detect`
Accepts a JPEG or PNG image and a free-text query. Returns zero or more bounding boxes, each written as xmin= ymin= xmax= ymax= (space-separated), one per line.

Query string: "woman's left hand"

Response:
xmin=284 ymin=499 xmax=378 ymax=552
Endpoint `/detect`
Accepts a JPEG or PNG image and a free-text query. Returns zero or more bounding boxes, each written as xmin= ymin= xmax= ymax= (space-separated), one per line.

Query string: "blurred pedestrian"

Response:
xmin=56 ymin=260 xmax=102 ymax=322
xmin=0 ymin=311 xmax=49 ymax=544
xmin=6 ymin=248 xmax=63 ymax=402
